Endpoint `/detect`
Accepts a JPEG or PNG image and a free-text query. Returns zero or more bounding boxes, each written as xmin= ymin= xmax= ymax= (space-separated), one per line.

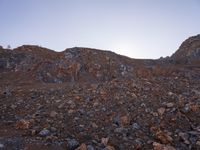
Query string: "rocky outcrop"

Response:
xmin=171 ymin=34 xmax=200 ymax=64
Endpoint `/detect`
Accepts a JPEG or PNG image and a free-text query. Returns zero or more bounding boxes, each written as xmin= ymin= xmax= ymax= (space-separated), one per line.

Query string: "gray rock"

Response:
xmin=132 ymin=123 xmax=140 ymax=130
xmin=87 ymin=145 xmax=95 ymax=150
xmin=67 ymin=138 xmax=79 ymax=150
xmin=0 ymin=143 xmax=4 ymax=148
xmin=113 ymin=115 xmax=121 ymax=126
xmin=39 ymin=129 xmax=50 ymax=136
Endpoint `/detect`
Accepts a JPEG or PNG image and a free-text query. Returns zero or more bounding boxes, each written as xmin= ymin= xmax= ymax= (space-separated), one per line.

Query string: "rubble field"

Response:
xmin=0 ymin=35 xmax=200 ymax=150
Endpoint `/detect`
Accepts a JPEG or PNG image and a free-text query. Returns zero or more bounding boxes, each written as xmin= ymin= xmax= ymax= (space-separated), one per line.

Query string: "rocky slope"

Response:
xmin=171 ymin=34 xmax=200 ymax=64
xmin=0 ymin=35 xmax=200 ymax=150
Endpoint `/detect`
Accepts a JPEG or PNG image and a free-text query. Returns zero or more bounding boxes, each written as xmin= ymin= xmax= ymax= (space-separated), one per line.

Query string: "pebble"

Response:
xmin=0 ymin=143 xmax=4 ymax=148
xmin=157 ymin=107 xmax=165 ymax=116
xmin=132 ymin=123 xmax=140 ymax=130
xmin=39 ymin=129 xmax=50 ymax=136
xmin=153 ymin=142 xmax=176 ymax=150
xmin=101 ymin=137 xmax=109 ymax=146
xmin=67 ymin=138 xmax=79 ymax=150
xmin=166 ymin=102 xmax=174 ymax=108
xmin=196 ymin=140 xmax=200 ymax=146
xmin=178 ymin=132 xmax=190 ymax=145
xmin=75 ymin=143 xmax=87 ymax=150
xmin=50 ymin=111 xmax=58 ymax=118
xmin=87 ymin=145 xmax=95 ymax=150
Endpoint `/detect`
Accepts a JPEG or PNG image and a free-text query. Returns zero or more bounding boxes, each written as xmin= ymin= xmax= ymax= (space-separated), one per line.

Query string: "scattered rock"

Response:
xmin=156 ymin=130 xmax=173 ymax=144
xmin=101 ymin=137 xmax=109 ymax=146
xmin=67 ymin=138 xmax=79 ymax=150
xmin=157 ymin=107 xmax=166 ymax=116
xmin=16 ymin=119 xmax=30 ymax=129
xmin=153 ymin=142 xmax=176 ymax=150
xmin=132 ymin=123 xmax=140 ymax=130
xmin=49 ymin=111 xmax=58 ymax=118
xmin=166 ymin=103 xmax=174 ymax=108
xmin=178 ymin=132 xmax=190 ymax=145
xmin=104 ymin=145 xmax=116 ymax=150
xmin=87 ymin=145 xmax=95 ymax=150
xmin=39 ymin=129 xmax=50 ymax=136
xmin=75 ymin=143 xmax=87 ymax=150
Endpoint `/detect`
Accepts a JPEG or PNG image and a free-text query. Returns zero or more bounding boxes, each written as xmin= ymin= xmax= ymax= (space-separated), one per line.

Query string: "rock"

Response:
xmin=183 ymin=104 xmax=190 ymax=113
xmin=132 ymin=123 xmax=140 ymax=130
xmin=120 ymin=115 xmax=130 ymax=126
xmin=101 ymin=137 xmax=109 ymax=146
xmin=16 ymin=119 xmax=30 ymax=129
xmin=67 ymin=138 xmax=79 ymax=150
xmin=196 ymin=140 xmax=200 ymax=146
xmin=114 ymin=127 xmax=126 ymax=134
xmin=39 ymin=129 xmax=50 ymax=136
xmin=0 ymin=143 xmax=4 ymax=148
xmin=87 ymin=145 xmax=95 ymax=150
xmin=49 ymin=111 xmax=58 ymax=118
xmin=104 ymin=145 xmax=116 ymax=150
xmin=156 ymin=130 xmax=173 ymax=144
xmin=166 ymin=103 xmax=174 ymax=108
xmin=31 ymin=129 xmax=37 ymax=136
xmin=75 ymin=143 xmax=87 ymax=150
xmin=112 ymin=115 xmax=130 ymax=126
xmin=113 ymin=115 xmax=121 ymax=126
xmin=157 ymin=107 xmax=166 ymax=116
xmin=178 ymin=132 xmax=190 ymax=145
xmin=153 ymin=142 xmax=176 ymax=150
xmin=91 ymin=122 xmax=98 ymax=128
xmin=168 ymin=92 xmax=174 ymax=96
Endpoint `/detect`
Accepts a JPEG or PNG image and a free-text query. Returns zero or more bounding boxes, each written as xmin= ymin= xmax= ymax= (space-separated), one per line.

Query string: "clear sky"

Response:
xmin=0 ymin=0 xmax=200 ymax=59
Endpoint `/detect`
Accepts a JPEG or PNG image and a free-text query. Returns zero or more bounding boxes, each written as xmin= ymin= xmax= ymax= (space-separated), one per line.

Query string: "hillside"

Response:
xmin=0 ymin=35 xmax=200 ymax=150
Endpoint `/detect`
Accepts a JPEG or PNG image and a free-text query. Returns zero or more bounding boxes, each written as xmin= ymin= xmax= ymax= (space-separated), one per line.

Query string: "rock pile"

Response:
xmin=0 ymin=35 xmax=200 ymax=149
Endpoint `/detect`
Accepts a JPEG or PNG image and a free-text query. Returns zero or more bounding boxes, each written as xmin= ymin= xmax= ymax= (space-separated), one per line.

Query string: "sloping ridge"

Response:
xmin=171 ymin=34 xmax=200 ymax=64
xmin=0 ymin=35 xmax=200 ymax=84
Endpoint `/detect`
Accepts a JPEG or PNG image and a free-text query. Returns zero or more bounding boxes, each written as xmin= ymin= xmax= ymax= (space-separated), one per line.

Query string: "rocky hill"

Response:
xmin=171 ymin=34 xmax=200 ymax=64
xmin=0 ymin=35 xmax=200 ymax=150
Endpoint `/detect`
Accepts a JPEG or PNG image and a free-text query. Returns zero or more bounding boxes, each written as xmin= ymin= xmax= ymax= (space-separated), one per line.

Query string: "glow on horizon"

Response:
xmin=0 ymin=0 xmax=200 ymax=59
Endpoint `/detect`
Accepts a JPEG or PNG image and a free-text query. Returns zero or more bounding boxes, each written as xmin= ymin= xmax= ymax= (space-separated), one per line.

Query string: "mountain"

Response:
xmin=0 ymin=36 xmax=200 ymax=150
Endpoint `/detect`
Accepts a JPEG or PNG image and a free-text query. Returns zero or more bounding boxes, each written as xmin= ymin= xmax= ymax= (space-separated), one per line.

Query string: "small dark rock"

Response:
xmin=67 ymin=138 xmax=79 ymax=150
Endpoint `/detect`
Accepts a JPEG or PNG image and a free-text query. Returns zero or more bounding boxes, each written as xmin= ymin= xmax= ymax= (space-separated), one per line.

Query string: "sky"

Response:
xmin=0 ymin=0 xmax=200 ymax=59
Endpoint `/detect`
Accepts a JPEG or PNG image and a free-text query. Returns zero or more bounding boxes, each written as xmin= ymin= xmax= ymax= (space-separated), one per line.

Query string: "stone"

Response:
xmin=120 ymin=115 xmax=130 ymax=126
xmin=157 ymin=107 xmax=166 ymax=116
xmin=50 ymin=111 xmax=58 ymax=118
xmin=178 ymin=132 xmax=190 ymax=145
xmin=156 ymin=130 xmax=173 ymax=144
xmin=67 ymin=138 xmax=79 ymax=150
xmin=166 ymin=103 xmax=174 ymax=108
xmin=101 ymin=137 xmax=109 ymax=146
xmin=39 ymin=129 xmax=50 ymax=136
xmin=113 ymin=115 xmax=121 ymax=126
xmin=153 ymin=142 xmax=176 ymax=150
xmin=87 ymin=145 xmax=95 ymax=150
xmin=104 ymin=146 xmax=116 ymax=150
xmin=75 ymin=143 xmax=87 ymax=150
xmin=16 ymin=119 xmax=30 ymax=129
xmin=132 ymin=123 xmax=140 ymax=130
xmin=0 ymin=143 xmax=4 ymax=148
xmin=91 ymin=122 xmax=98 ymax=128
xmin=196 ymin=140 xmax=200 ymax=146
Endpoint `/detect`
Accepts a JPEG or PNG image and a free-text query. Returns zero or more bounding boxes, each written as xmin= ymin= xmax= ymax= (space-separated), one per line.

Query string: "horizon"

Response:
xmin=0 ymin=0 xmax=200 ymax=59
